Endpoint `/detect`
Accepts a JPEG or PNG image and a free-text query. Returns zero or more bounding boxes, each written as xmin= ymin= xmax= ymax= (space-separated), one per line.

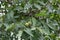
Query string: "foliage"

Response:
xmin=0 ymin=0 xmax=60 ymax=40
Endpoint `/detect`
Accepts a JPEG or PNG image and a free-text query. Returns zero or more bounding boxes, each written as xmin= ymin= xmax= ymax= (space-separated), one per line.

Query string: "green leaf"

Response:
xmin=35 ymin=10 xmax=47 ymax=17
xmin=32 ymin=17 xmax=37 ymax=27
xmin=7 ymin=11 xmax=14 ymax=20
xmin=16 ymin=30 xmax=23 ymax=40
xmin=6 ymin=23 xmax=15 ymax=32
xmin=37 ymin=27 xmax=50 ymax=35
xmin=24 ymin=28 xmax=33 ymax=37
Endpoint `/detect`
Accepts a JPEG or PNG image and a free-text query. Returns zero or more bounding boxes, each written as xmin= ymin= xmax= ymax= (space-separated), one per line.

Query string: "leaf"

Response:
xmin=34 ymin=4 xmax=41 ymax=10
xmin=37 ymin=27 xmax=50 ymax=35
xmin=46 ymin=20 xmax=58 ymax=30
xmin=7 ymin=11 xmax=14 ymax=20
xmin=32 ymin=17 xmax=37 ymax=27
xmin=6 ymin=23 xmax=15 ymax=32
xmin=16 ymin=30 xmax=23 ymax=40
xmin=35 ymin=10 xmax=46 ymax=17
xmin=24 ymin=28 xmax=33 ymax=37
